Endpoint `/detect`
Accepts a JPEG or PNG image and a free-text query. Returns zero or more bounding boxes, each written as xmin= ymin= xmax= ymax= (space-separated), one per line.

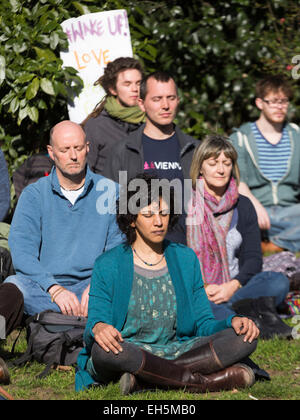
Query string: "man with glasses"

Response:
xmin=230 ymin=75 xmax=300 ymax=253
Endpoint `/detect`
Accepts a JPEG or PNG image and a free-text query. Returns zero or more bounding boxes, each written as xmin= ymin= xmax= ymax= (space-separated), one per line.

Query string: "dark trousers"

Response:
xmin=0 ymin=283 xmax=24 ymax=337
xmin=90 ymin=328 xmax=257 ymax=384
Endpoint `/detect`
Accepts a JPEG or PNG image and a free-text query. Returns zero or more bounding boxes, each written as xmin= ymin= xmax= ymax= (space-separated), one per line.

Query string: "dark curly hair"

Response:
xmin=117 ymin=173 xmax=180 ymax=245
xmin=81 ymin=57 xmax=144 ymax=126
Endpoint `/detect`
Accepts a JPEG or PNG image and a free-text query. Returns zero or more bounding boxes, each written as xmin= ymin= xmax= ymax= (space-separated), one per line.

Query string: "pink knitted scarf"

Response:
xmin=187 ymin=177 xmax=239 ymax=285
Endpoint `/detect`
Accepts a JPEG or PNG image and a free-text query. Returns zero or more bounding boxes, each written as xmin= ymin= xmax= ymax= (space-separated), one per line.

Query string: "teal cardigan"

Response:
xmin=75 ymin=241 xmax=234 ymax=391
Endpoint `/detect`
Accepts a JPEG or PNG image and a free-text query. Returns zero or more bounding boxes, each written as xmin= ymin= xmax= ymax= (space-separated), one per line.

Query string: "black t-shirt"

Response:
xmin=142 ymin=132 xmax=187 ymax=245
xmin=142 ymin=132 xmax=184 ymax=182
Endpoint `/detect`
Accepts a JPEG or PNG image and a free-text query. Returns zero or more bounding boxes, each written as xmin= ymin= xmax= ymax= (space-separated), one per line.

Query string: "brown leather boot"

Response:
xmin=0 ymin=358 xmax=10 ymax=385
xmin=120 ymin=350 xmax=255 ymax=395
xmin=173 ymin=341 xmax=223 ymax=374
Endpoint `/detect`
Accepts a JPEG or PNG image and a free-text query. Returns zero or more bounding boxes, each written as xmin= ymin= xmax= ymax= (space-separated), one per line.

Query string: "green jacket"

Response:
xmin=230 ymin=122 xmax=300 ymax=207
xmin=75 ymin=241 xmax=234 ymax=391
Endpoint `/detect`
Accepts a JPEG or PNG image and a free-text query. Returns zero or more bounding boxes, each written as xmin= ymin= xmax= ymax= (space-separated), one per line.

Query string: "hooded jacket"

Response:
xmin=101 ymin=124 xmax=199 ymax=244
xmin=229 ymin=122 xmax=300 ymax=207
xmin=102 ymin=123 xmax=198 ymax=184
xmin=84 ymin=110 xmax=143 ymax=174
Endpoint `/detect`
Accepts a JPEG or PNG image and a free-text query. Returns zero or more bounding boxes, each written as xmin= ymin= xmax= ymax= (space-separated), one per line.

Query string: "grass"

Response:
xmin=2 ymin=250 xmax=300 ymax=401
xmin=1 ymin=323 xmax=300 ymax=401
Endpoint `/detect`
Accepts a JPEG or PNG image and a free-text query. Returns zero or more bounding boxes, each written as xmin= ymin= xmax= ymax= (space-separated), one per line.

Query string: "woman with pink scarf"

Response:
xmin=187 ymin=135 xmax=291 ymax=339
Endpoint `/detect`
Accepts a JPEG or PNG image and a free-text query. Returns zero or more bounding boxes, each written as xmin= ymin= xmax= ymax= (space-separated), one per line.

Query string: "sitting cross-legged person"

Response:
xmin=5 ymin=120 xmax=123 ymax=317
xmin=76 ymin=173 xmax=260 ymax=394
xmin=187 ymin=134 xmax=291 ymax=339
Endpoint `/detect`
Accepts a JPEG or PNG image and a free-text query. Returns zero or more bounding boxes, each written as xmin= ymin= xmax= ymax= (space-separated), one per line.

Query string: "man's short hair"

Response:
xmin=139 ymin=71 xmax=178 ymax=100
xmin=255 ymin=75 xmax=293 ymax=100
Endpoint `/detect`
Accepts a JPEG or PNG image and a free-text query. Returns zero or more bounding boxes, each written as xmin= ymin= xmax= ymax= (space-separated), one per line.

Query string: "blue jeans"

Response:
xmin=266 ymin=204 xmax=300 ymax=252
xmin=5 ymin=275 xmax=91 ymax=316
xmin=210 ymin=271 xmax=289 ymax=320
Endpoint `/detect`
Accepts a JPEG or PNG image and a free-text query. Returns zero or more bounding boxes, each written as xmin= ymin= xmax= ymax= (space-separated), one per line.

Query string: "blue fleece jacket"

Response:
xmin=0 ymin=149 xmax=10 ymax=222
xmin=75 ymin=241 xmax=234 ymax=391
xmin=9 ymin=166 xmax=123 ymax=291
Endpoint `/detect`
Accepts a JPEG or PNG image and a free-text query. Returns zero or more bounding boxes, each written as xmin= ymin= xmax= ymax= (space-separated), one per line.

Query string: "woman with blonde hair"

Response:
xmin=187 ymin=135 xmax=291 ymax=339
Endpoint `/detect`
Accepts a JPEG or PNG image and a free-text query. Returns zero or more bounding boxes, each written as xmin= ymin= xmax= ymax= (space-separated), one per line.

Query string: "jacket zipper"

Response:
xmin=239 ymin=127 xmax=294 ymax=206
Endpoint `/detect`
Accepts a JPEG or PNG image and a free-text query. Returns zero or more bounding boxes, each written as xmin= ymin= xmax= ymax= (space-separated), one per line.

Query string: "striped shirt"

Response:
xmin=251 ymin=122 xmax=291 ymax=183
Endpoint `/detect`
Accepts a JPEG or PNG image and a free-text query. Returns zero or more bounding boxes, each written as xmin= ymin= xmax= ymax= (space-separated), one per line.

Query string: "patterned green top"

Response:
xmin=121 ymin=265 xmax=201 ymax=359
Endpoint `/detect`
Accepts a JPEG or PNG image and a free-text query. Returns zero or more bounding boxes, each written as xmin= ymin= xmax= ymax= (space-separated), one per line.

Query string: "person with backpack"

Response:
xmin=82 ymin=57 xmax=145 ymax=175
xmin=5 ymin=120 xmax=123 ymax=317
xmin=76 ymin=173 xmax=259 ymax=394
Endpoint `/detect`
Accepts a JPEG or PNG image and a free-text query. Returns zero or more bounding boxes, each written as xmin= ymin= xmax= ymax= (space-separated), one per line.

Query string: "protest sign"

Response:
xmin=60 ymin=10 xmax=133 ymax=123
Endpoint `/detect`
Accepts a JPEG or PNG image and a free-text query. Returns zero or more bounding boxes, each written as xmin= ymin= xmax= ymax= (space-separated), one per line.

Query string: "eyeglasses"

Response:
xmin=261 ymin=98 xmax=289 ymax=107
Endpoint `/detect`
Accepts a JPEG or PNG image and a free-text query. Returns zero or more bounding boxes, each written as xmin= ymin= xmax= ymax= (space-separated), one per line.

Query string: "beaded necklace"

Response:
xmin=132 ymin=248 xmax=165 ymax=267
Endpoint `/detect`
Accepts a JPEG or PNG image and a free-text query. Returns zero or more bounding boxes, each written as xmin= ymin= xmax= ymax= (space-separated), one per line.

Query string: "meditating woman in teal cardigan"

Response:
xmin=76 ymin=174 xmax=259 ymax=394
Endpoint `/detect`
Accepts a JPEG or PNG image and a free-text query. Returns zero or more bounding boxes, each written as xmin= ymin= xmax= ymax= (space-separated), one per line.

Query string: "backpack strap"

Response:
xmin=36 ymin=338 xmax=65 ymax=379
xmin=37 ymin=311 xmax=87 ymax=329
xmin=11 ymin=314 xmax=41 ymax=364
xmin=11 ymin=327 xmax=37 ymax=367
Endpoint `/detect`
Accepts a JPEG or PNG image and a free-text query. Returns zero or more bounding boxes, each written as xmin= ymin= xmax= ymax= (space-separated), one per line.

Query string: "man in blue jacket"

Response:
xmin=5 ymin=120 xmax=123 ymax=316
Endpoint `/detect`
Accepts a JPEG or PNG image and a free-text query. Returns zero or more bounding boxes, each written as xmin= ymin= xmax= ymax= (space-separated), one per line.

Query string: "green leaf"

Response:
xmin=25 ymin=77 xmax=39 ymax=100
xmin=9 ymin=0 xmax=21 ymax=13
xmin=34 ymin=47 xmax=57 ymax=63
xmin=0 ymin=55 xmax=5 ymax=85
xmin=27 ymin=106 xmax=39 ymax=123
xmin=145 ymin=44 xmax=157 ymax=59
xmin=8 ymin=146 xmax=18 ymax=158
xmin=49 ymin=32 xmax=60 ymax=50
xmin=1 ymin=91 xmax=15 ymax=106
xmin=18 ymin=106 xmax=28 ymax=125
xmin=9 ymin=96 xmax=19 ymax=114
xmin=138 ymin=50 xmax=156 ymax=62
xmin=16 ymin=73 xmax=35 ymax=84
xmin=37 ymin=99 xmax=47 ymax=110
xmin=40 ymin=78 xmax=55 ymax=95
xmin=72 ymin=1 xmax=91 ymax=14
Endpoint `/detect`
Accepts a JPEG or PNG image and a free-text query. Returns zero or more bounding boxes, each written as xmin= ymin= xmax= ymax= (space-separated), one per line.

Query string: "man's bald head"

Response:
xmin=49 ymin=120 xmax=86 ymax=147
xmin=47 ymin=120 xmax=89 ymax=186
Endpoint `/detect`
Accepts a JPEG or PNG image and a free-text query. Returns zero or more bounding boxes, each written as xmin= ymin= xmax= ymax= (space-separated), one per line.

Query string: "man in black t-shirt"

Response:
xmin=103 ymin=71 xmax=199 ymax=244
